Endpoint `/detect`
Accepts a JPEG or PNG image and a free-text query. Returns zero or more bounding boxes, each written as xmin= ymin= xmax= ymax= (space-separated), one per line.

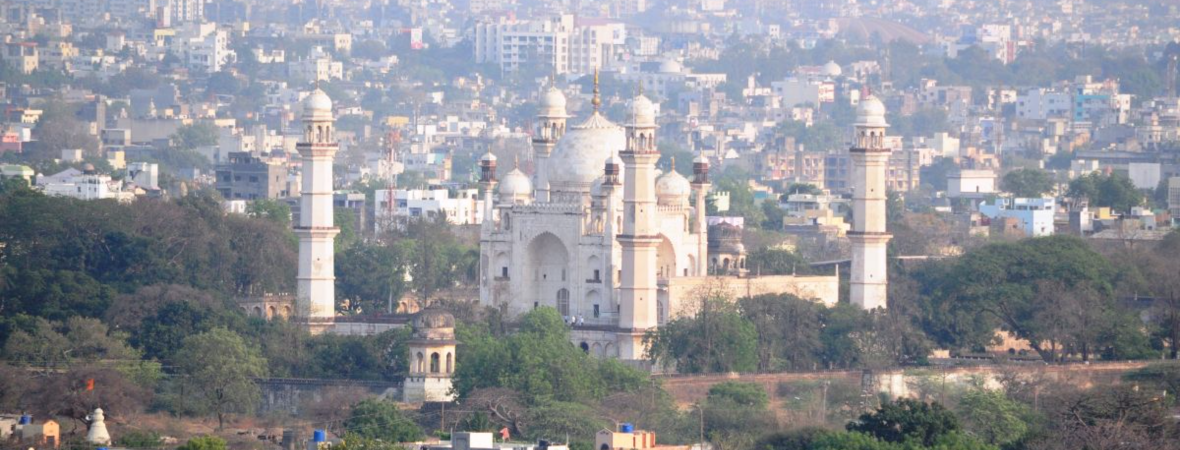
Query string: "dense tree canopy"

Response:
xmin=1001 ymin=168 xmax=1055 ymax=198
xmin=1067 ymin=172 xmax=1144 ymax=212
xmin=913 ymin=235 xmax=1152 ymax=361
xmin=453 ymin=307 xmax=646 ymax=404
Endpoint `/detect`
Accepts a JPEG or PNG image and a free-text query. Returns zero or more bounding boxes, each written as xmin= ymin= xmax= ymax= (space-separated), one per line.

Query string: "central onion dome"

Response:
xmin=547 ymin=112 xmax=625 ymax=194
xmin=302 ymin=89 xmax=333 ymax=121
xmin=656 ymin=165 xmax=691 ymax=206
xmin=821 ymin=60 xmax=842 ymax=77
xmin=499 ymin=166 xmax=532 ymax=203
xmin=855 ymin=95 xmax=888 ymax=128
xmin=539 ymin=86 xmax=568 ymax=117
xmin=412 ymin=307 xmax=456 ymax=341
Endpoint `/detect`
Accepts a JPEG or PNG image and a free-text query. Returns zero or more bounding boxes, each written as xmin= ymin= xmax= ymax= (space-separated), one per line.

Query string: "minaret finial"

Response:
xmin=637 ymin=81 xmax=644 ymax=96
xmin=592 ymin=68 xmax=601 ymax=112
xmin=669 ymin=156 xmax=675 ymax=172
xmin=514 ymin=154 xmax=519 ymax=169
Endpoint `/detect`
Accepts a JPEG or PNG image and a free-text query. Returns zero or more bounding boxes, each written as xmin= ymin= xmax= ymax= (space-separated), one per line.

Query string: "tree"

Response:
xmin=916 ymin=235 xmax=1146 ymax=362
xmin=176 ymin=436 xmax=226 ymax=450
xmin=173 ymin=328 xmax=268 ymax=429
xmin=171 ymin=123 xmax=220 ymax=151
xmin=1068 ymin=172 xmax=1143 ymax=212
xmin=955 ymin=390 xmax=1029 ymax=446
xmin=30 ymin=99 xmax=99 ymax=159
xmin=645 ymin=284 xmax=758 ymax=374
xmin=1002 ymin=168 xmax=1054 ymax=197
xmin=847 ymin=399 xmax=960 ymax=447
xmin=701 ymin=382 xmax=774 ymax=450
xmin=344 ymin=399 xmax=424 ymax=443
xmin=738 ymin=294 xmax=823 ymax=371
xmin=453 ymin=308 xmax=646 ymax=404
xmin=33 ymin=364 xmax=153 ymax=432
xmin=744 ymin=248 xmax=813 ymax=276
xmin=247 ymin=199 xmax=291 ymax=229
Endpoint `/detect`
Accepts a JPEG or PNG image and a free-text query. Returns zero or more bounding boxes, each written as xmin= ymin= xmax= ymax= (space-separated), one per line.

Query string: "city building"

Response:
xmin=38 ymin=165 xmax=135 ymax=202
xmin=215 ymin=152 xmax=288 ymax=200
xmin=472 ymin=14 xmax=626 ymax=75
xmin=947 ymin=169 xmax=997 ymax=198
xmin=979 ymin=197 xmax=1056 ymax=237
xmin=374 ymin=188 xmax=484 ymax=232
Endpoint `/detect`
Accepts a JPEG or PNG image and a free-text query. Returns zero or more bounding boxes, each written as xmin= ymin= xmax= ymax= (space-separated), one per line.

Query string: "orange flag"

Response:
xmin=85 ymin=379 xmax=95 ymax=391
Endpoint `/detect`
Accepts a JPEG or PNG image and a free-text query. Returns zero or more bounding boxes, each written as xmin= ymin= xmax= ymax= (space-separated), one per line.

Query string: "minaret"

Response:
xmin=477 ymin=151 xmax=497 ymax=307
xmin=691 ymin=153 xmax=710 ymax=277
xmin=849 ymin=96 xmax=892 ymax=310
xmin=617 ymin=88 xmax=660 ymax=361
xmin=296 ymin=88 xmax=340 ymax=333
xmin=478 ymin=151 xmax=498 ymax=226
xmin=534 ymin=82 xmax=567 ymax=203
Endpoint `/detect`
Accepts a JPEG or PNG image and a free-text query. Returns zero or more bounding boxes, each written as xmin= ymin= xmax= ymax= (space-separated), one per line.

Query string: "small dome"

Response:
xmin=82 ymin=163 xmax=96 ymax=174
xmin=630 ymin=94 xmax=656 ymax=127
xmin=822 ymin=60 xmax=842 ymax=77
xmin=499 ymin=168 xmax=532 ymax=198
xmin=302 ymin=89 xmax=333 ymax=121
xmin=480 ymin=152 xmax=498 ymax=163
xmin=412 ymin=308 xmax=456 ymax=340
xmin=855 ymin=96 xmax=888 ymax=128
xmin=693 ymin=153 xmax=708 ymax=164
xmin=658 ymin=59 xmax=683 ymax=74
xmin=656 ymin=168 xmax=691 ymax=205
xmin=539 ymin=86 xmax=568 ymax=117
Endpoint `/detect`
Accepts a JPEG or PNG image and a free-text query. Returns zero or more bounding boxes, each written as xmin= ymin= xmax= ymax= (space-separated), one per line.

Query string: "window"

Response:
xmin=430 ymin=352 xmax=440 ymax=373
xmin=557 ymin=289 xmax=570 ymax=316
xmin=593 ymin=304 xmax=600 ymax=318
xmin=593 ymin=269 xmax=600 ymax=282
xmin=501 ymin=267 xmax=509 ymax=278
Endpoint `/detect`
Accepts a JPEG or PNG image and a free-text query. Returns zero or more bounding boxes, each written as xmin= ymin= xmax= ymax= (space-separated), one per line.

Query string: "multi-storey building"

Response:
xmin=215 ymin=152 xmax=288 ymax=200
xmin=472 ymin=14 xmax=626 ymax=75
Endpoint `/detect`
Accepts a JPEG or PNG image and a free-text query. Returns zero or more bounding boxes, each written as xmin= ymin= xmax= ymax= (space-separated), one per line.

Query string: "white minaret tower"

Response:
xmin=296 ymin=88 xmax=339 ymax=333
xmin=533 ymin=83 xmax=567 ymax=203
xmin=617 ymin=88 xmax=661 ymax=361
xmin=849 ymin=96 xmax=892 ymax=310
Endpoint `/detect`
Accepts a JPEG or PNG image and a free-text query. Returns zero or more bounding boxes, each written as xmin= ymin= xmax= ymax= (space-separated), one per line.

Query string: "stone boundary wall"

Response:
xmin=657 ymin=361 xmax=1153 ymax=406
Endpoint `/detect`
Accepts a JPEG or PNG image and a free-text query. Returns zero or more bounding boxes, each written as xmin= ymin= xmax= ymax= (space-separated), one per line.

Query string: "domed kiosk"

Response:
xmin=402 ymin=308 xmax=457 ymax=403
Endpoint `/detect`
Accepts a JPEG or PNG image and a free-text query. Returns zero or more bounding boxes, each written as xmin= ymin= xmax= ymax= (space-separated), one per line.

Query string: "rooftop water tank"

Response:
xmin=313 ymin=430 xmax=326 ymax=443
xmin=620 ymin=423 xmax=634 ymax=433
xmin=19 ymin=415 xmax=31 ymax=425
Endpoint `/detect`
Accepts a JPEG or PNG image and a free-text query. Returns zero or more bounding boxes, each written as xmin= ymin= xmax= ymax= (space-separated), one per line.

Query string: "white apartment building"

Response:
xmin=171 ymin=22 xmax=234 ymax=73
xmin=979 ymin=197 xmax=1056 ymax=237
xmin=38 ymin=167 xmax=135 ymax=202
xmin=1016 ymin=88 xmax=1072 ymax=121
xmin=288 ymin=47 xmax=344 ymax=83
xmin=947 ymin=169 xmax=997 ymax=198
xmin=771 ymin=78 xmax=834 ymax=108
xmin=374 ymin=188 xmax=484 ymax=232
xmin=472 ymin=14 xmax=626 ymax=75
